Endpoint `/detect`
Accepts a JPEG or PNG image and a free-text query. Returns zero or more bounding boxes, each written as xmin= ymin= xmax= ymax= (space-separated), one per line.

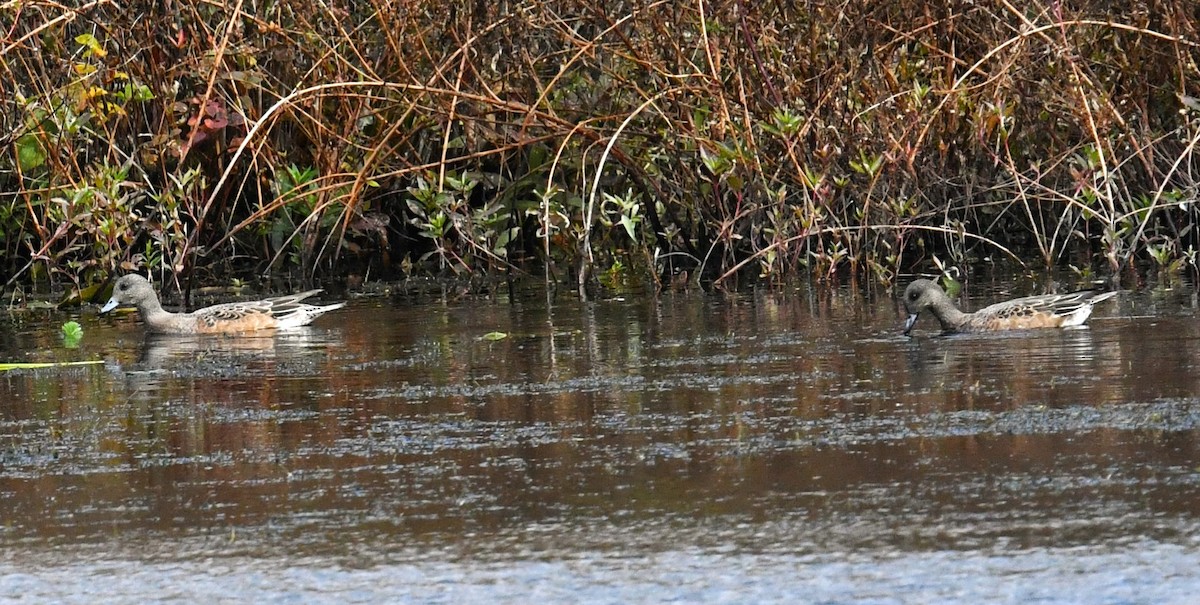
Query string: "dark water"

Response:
xmin=3 ymin=277 xmax=1200 ymax=603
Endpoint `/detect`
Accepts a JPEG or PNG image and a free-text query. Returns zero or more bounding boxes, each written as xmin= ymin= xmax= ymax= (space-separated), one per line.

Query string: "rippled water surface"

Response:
xmin=3 ymin=277 xmax=1200 ymax=603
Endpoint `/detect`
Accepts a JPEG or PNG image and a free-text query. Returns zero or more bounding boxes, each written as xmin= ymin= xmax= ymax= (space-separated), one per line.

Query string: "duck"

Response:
xmin=902 ymin=278 xmax=1117 ymax=335
xmin=100 ymin=274 xmax=345 ymax=334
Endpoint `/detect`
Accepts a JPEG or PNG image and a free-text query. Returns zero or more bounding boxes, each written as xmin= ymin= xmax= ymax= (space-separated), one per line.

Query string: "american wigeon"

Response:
xmin=100 ymin=274 xmax=346 ymax=334
xmin=902 ymin=278 xmax=1117 ymax=335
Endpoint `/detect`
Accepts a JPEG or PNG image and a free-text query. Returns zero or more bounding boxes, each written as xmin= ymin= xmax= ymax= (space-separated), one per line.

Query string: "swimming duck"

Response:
xmin=902 ymin=278 xmax=1117 ymax=335
xmin=101 ymin=274 xmax=345 ymax=334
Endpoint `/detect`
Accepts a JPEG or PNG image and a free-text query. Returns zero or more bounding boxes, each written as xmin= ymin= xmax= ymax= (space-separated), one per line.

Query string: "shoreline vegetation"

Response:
xmin=3 ymin=1 xmax=1199 ymax=298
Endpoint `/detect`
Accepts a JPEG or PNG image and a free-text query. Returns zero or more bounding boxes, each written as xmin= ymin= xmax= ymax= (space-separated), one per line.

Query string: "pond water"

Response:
xmin=2 ymin=275 xmax=1200 ymax=603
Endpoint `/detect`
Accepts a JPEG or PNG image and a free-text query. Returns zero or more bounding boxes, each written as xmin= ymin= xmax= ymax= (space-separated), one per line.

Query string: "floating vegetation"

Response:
xmin=60 ymin=321 xmax=83 ymax=348
xmin=0 ymin=360 xmax=103 ymax=372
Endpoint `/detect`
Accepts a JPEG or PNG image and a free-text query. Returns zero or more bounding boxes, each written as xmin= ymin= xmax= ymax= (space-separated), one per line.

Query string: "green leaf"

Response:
xmin=131 ymin=83 xmax=154 ymax=102
xmin=61 ymin=321 xmax=83 ymax=348
xmin=74 ymin=33 xmax=106 ymax=57
xmin=482 ymin=331 xmax=508 ymax=341
xmin=940 ymin=275 xmax=962 ymax=298
xmin=61 ymin=321 xmax=83 ymax=339
xmin=619 ymin=215 xmax=639 ymax=240
xmin=16 ymin=133 xmax=47 ymax=171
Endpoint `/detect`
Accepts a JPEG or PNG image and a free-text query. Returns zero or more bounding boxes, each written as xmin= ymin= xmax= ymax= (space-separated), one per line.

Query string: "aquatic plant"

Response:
xmin=60 ymin=320 xmax=83 ymax=348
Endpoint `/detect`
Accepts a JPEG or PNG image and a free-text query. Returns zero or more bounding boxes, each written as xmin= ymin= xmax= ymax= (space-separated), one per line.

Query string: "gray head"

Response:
xmin=101 ymin=274 xmax=160 ymax=313
xmin=902 ymin=279 xmax=953 ymax=335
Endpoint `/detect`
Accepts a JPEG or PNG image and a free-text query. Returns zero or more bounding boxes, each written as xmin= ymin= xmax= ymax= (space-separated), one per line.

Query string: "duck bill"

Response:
xmin=903 ymin=313 xmax=919 ymax=335
xmin=100 ymin=298 xmax=119 ymax=313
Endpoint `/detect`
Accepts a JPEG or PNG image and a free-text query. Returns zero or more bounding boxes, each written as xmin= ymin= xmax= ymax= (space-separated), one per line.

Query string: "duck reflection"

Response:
xmin=136 ymin=332 xmax=278 ymax=368
xmin=902 ymin=325 xmax=1123 ymax=412
xmin=124 ymin=328 xmax=346 ymax=376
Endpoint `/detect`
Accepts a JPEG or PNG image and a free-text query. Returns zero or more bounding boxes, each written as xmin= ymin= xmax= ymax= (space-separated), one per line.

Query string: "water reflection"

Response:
xmin=2 ymin=278 xmax=1200 ymax=601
